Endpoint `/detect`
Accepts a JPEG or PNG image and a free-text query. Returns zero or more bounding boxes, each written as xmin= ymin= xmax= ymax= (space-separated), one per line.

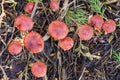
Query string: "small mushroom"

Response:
xmin=90 ymin=15 xmax=104 ymax=30
xmin=24 ymin=2 xmax=35 ymax=14
xmin=24 ymin=32 xmax=44 ymax=53
xmin=59 ymin=37 xmax=74 ymax=51
xmin=48 ymin=20 xmax=68 ymax=40
xmin=31 ymin=61 xmax=47 ymax=78
xmin=8 ymin=40 xmax=22 ymax=55
xmin=50 ymin=0 xmax=59 ymax=12
xmin=14 ymin=15 xmax=33 ymax=32
xmin=78 ymin=25 xmax=94 ymax=40
xmin=102 ymin=19 xmax=116 ymax=33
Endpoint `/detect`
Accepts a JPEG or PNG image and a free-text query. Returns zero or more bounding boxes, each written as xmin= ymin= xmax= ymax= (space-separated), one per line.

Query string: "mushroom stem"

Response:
xmin=42 ymin=75 xmax=48 ymax=80
xmin=43 ymin=32 xmax=50 ymax=41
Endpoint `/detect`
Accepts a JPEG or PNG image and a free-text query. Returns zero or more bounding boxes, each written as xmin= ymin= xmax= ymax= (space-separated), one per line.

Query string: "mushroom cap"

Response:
xmin=50 ymin=0 xmax=59 ymax=12
xmin=31 ymin=61 xmax=47 ymax=78
xmin=59 ymin=37 xmax=74 ymax=51
xmin=24 ymin=32 xmax=44 ymax=53
xmin=24 ymin=2 xmax=34 ymax=14
xmin=78 ymin=25 xmax=94 ymax=40
xmin=14 ymin=15 xmax=33 ymax=32
xmin=48 ymin=20 xmax=68 ymax=40
xmin=8 ymin=40 xmax=22 ymax=55
xmin=102 ymin=19 xmax=116 ymax=33
xmin=90 ymin=15 xmax=104 ymax=30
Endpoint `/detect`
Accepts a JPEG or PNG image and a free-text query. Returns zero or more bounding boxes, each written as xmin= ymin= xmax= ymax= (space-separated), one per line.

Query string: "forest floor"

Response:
xmin=0 ymin=0 xmax=120 ymax=80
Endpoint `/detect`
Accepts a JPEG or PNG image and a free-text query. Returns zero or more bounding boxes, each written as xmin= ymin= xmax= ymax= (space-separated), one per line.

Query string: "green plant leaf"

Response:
xmin=88 ymin=0 xmax=106 ymax=19
xmin=65 ymin=7 xmax=88 ymax=25
xmin=27 ymin=0 xmax=36 ymax=2
xmin=112 ymin=51 xmax=120 ymax=63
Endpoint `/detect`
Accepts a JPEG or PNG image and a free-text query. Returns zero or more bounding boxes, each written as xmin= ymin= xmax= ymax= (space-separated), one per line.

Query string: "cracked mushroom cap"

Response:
xmin=24 ymin=32 xmax=44 ymax=53
xmin=8 ymin=40 xmax=22 ymax=55
xmin=14 ymin=15 xmax=33 ymax=32
xmin=59 ymin=37 xmax=74 ymax=51
xmin=78 ymin=25 xmax=94 ymax=40
xmin=31 ymin=61 xmax=47 ymax=78
xmin=48 ymin=20 xmax=68 ymax=40
xmin=90 ymin=15 xmax=104 ymax=30
xmin=24 ymin=2 xmax=35 ymax=14
xmin=102 ymin=19 xmax=116 ymax=33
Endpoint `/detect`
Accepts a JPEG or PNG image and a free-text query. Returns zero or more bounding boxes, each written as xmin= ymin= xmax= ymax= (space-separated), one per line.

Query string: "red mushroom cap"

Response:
xmin=14 ymin=15 xmax=34 ymax=32
xmin=24 ymin=32 xmax=44 ymax=53
xmin=59 ymin=37 xmax=74 ymax=51
xmin=90 ymin=15 xmax=104 ymax=30
xmin=102 ymin=19 xmax=116 ymax=33
xmin=48 ymin=20 xmax=68 ymax=40
xmin=8 ymin=40 xmax=22 ymax=55
xmin=24 ymin=2 xmax=35 ymax=14
xmin=31 ymin=61 xmax=47 ymax=78
xmin=78 ymin=25 xmax=94 ymax=40
xmin=50 ymin=0 xmax=59 ymax=12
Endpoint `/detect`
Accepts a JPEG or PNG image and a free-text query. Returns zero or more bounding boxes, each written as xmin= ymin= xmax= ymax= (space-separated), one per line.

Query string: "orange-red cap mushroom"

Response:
xmin=24 ymin=2 xmax=35 ymax=14
xmin=8 ymin=40 xmax=22 ymax=55
xmin=78 ymin=25 xmax=94 ymax=40
xmin=90 ymin=15 xmax=104 ymax=30
xmin=14 ymin=15 xmax=33 ymax=32
xmin=59 ymin=37 xmax=74 ymax=51
xmin=102 ymin=19 xmax=116 ymax=33
xmin=31 ymin=61 xmax=47 ymax=78
xmin=48 ymin=20 xmax=68 ymax=40
xmin=24 ymin=32 xmax=44 ymax=53
xmin=50 ymin=0 xmax=59 ymax=12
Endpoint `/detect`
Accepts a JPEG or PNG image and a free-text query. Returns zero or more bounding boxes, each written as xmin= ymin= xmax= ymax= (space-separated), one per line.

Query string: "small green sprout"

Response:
xmin=117 ymin=21 xmax=120 ymax=27
xmin=113 ymin=51 xmax=120 ymax=63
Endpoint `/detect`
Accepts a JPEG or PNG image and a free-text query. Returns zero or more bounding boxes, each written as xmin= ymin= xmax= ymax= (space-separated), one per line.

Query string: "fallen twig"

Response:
xmin=0 ymin=65 xmax=8 ymax=80
xmin=30 ymin=0 xmax=39 ymax=18
xmin=0 ymin=0 xmax=6 ymax=28
xmin=103 ymin=0 xmax=118 ymax=5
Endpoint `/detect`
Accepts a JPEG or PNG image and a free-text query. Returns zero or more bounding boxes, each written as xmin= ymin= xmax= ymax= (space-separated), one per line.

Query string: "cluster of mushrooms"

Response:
xmin=78 ymin=14 xmax=116 ymax=41
xmin=7 ymin=0 xmax=116 ymax=78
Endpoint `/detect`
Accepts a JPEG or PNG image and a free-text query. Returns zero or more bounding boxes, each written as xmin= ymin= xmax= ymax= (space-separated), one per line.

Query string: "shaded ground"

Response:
xmin=0 ymin=0 xmax=120 ymax=80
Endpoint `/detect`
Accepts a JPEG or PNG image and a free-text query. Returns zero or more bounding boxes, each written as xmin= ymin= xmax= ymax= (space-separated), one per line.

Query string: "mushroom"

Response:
xmin=48 ymin=20 xmax=68 ymax=40
xmin=78 ymin=25 xmax=94 ymax=40
xmin=14 ymin=15 xmax=34 ymax=32
xmin=59 ymin=37 xmax=74 ymax=51
xmin=31 ymin=61 xmax=47 ymax=78
xmin=24 ymin=32 xmax=44 ymax=53
xmin=8 ymin=40 xmax=22 ymax=55
xmin=102 ymin=19 xmax=116 ymax=33
xmin=50 ymin=0 xmax=59 ymax=12
xmin=24 ymin=2 xmax=35 ymax=14
xmin=90 ymin=15 xmax=104 ymax=30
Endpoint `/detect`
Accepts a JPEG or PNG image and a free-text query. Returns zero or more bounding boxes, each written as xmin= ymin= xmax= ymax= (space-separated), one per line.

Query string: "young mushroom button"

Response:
xmin=102 ymin=19 xmax=116 ymax=33
xmin=48 ymin=20 xmax=68 ymax=40
xmin=50 ymin=0 xmax=59 ymax=12
xmin=24 ymin=2 xmax=35 ymax=14
xmin=31 ymin=61 xmax=47 ymax=78
xmin=59 ymin=37 xmax=74 ymax=51
xmin=24 ymin=32 xmax=44 ymax=53
xmin=8 ymin=40 xmax=22 ymax=55
xmin=90 ymin=15 xmax=104 ymax=30
xmin=14 ymin=15 xmax=34 ymax=32
xmin=78 ymin=25 xmax=94 ymax=40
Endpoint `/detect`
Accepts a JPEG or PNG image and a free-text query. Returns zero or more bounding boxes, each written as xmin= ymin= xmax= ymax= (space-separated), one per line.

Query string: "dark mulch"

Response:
xmin=0 ymin=0 xmax=120 ymax=80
